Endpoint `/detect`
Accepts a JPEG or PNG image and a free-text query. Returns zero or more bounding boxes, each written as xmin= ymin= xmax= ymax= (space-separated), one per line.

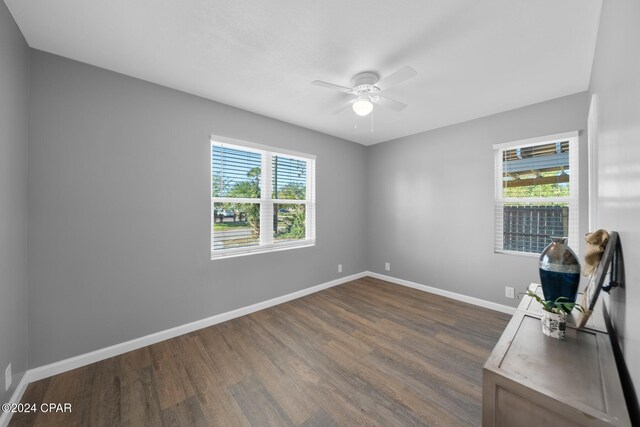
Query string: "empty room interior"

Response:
xmin=1 ymin=1 xmax=639 ymax=426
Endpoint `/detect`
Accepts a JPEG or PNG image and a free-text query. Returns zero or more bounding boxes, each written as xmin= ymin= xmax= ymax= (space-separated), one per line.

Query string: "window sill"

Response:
xmin=494 ymin=249 xmax=541 ymax=258
xmin=211 ymin=240 xmax=315 ymax=260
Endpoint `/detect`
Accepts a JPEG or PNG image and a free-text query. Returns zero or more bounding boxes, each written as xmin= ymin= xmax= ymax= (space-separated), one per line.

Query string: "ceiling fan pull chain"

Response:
xmin=370 ymin=110 xmax=374 ymax=132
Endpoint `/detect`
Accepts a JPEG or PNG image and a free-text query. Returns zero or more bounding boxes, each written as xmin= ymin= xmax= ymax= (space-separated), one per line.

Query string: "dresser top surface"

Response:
xmin=499 ymin=314 xmax=605 ymax=411
xmin=484 ymin=310 xmax=630 ymax=425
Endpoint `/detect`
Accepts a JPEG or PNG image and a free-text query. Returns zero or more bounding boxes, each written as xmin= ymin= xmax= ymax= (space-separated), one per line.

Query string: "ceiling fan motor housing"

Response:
xmin=351 ymin=72 xmax=380 ymax=93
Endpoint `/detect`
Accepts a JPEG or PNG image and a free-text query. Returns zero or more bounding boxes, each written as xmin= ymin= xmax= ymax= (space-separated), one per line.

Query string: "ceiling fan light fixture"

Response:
xmin=352 ymin=96 xmax=373 ymax=116
xmin=312 ymin=66 xmax=415 ymax=117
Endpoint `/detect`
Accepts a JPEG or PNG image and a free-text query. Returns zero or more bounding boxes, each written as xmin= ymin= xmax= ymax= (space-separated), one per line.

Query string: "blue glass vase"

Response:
xmin=539 ymin=237 xmax=581 ymax=304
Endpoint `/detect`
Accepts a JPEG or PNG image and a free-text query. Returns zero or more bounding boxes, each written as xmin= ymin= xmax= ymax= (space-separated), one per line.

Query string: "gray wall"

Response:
xmin=5 ymin=2 xmax=638 ymax=404
xmin=589 ymin=0 xmax=640 ymax=393
xmin=366 ymin=92 xmax=589 ymax=307
xmin=27 ymin=50 xmax=367 ymax=367
xmin=21 ymin=33 xmax=601 ymax=372
xmin=0 ymin=1 xmax=29 ymax=404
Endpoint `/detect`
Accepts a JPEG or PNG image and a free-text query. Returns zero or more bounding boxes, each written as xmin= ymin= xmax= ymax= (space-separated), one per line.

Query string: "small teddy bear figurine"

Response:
xmin=582 ymin=229 xmax=609 ymax=277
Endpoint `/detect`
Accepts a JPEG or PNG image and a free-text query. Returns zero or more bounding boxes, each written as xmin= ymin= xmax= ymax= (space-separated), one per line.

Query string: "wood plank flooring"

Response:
xmin=9 ymin=277 xmax=511 ymax=427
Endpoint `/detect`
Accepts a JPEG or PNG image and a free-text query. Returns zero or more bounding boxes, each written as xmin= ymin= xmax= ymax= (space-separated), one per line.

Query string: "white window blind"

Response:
xmin=494 ymin=132 xmax=579 ymax=255
xmin=211 ymin=137 xmax=316 ymax=259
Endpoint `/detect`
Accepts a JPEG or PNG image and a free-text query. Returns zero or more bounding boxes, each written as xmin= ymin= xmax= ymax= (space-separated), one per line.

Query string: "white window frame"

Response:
xmin=211 ymin=136 xmax=316 ymax=260
xmin=588 ymin=95 xmax=599 ymax=231
xmin=494 ymin=131 xmax=579 ymax=257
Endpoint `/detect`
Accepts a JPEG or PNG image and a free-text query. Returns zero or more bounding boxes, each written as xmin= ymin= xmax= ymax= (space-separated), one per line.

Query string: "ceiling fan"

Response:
xmin=311 ymin=66 xmax=417 ymax=117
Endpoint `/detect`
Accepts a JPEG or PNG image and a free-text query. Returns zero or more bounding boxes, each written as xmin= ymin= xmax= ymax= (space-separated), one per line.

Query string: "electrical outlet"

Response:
xmin=385 ymin=262 xmax=391 ymax=271
xmin=338 ymin=264 xmax=343 ymax=273
xmin=505 ymin=287 xmax=515 ymax=299
xmin=5 ymin=363 xmax=11 ymax=391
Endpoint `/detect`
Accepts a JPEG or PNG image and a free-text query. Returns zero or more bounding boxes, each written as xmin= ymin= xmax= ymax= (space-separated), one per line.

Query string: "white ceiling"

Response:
xmin=5 ymin=0 xmax=602 ymax=145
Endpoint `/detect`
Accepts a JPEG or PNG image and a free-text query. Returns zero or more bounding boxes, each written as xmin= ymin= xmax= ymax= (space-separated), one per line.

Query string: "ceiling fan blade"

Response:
xmin=311 ymin=80 xmax=353 ymax=92
xmin=375 ymin=66 xmax=417 ymax=90
xmin=375 ymin=95 xmax=407 ymax=111
xmin=330 ymin=99 xmax=356 ymax=115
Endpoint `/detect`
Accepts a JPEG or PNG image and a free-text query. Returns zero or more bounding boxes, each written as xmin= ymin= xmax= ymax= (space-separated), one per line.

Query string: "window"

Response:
xmin=211 ymin=137 xmax=315 ymax=259
xmin=494 ymin=131 xmax=579 ymax=255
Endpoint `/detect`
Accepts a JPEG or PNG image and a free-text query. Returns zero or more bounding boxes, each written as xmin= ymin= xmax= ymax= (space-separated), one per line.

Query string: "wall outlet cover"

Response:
xmin=5 ymin=363 xmax=11 ymax=391
xmin=505 ymin=287 xmax=515 ymax=299
xmin=385 ymin=262 xmax=391 ymax=271
xmin=338 ymin=264 xmax=342 ymax=273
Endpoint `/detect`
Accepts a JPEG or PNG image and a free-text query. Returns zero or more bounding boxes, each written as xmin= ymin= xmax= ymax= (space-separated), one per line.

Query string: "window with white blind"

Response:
xmin=494 ymin=131 xmax=579 ymax=256
xmin=211 ymin=137 xmax=316 ymax=259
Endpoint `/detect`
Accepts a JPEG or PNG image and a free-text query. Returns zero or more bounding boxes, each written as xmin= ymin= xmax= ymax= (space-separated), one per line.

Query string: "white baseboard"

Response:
xmin=364 ymin=271 xmax=516 ymax=315
xmin=0 ymin=372 xmax=30 ymax=427
xmin=28 ymin=271 xmax=367 ymax=383
xmin=1 ymin=272 xmax=365 ymax=426
xmin=3 ymin=269 xmax=513 ymax=426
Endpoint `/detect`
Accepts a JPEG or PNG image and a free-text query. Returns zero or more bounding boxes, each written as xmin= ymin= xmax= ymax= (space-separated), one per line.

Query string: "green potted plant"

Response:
xmin=525 ymin=290 xmax=585 ymax=340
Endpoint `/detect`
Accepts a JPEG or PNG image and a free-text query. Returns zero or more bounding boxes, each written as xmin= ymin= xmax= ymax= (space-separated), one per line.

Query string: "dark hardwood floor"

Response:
xmin=10 ymin=277 xmax=511 ymax=427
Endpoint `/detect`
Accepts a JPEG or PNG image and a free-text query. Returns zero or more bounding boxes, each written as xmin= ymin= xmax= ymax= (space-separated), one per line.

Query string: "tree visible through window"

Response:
xmin=494 ymin=132 xmax=579 ymax=255
xmin=211 ymin=139 xmax=315 ymax=258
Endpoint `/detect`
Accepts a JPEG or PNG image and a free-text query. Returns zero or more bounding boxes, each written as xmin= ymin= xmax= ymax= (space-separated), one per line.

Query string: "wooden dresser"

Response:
xmin=483 ymin=284 xmax=631 ymax=426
